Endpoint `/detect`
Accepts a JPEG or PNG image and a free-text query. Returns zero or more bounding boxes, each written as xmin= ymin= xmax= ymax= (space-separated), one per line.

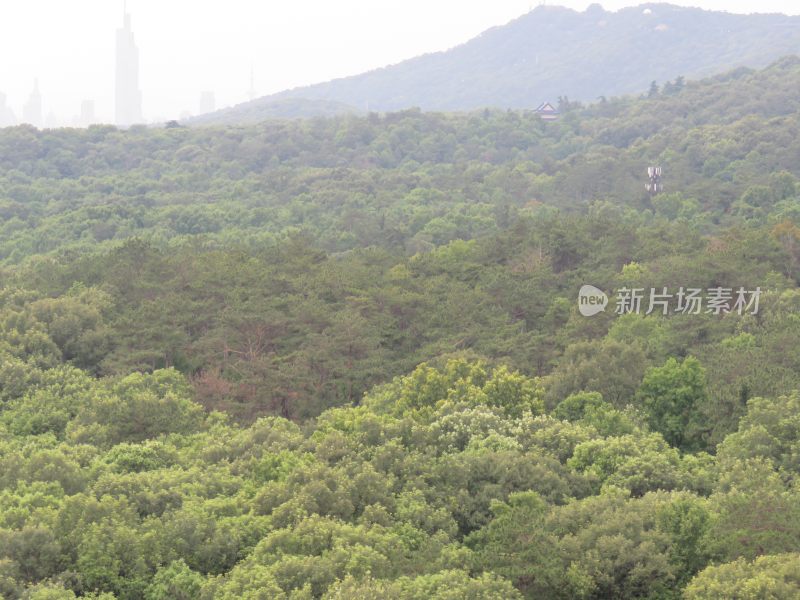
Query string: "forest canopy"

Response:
xmin=1 ymin=59 xmax=800 ymax=598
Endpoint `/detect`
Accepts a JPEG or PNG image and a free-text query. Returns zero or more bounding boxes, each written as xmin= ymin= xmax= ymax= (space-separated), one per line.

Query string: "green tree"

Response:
xmin=467 ymin=492 xmax=561 ymax=598
xmin=146 ymin=559 xmax=204 ymax=600
xmin=637 ymin=357 xmax=709 ymax=451
xmin=684 ymin=553 xmax=800 ymax=599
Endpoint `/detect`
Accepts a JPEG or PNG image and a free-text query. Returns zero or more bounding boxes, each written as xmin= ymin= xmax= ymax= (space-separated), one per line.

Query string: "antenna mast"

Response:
xmin=646 ymin=166 xmax=663 ymax=194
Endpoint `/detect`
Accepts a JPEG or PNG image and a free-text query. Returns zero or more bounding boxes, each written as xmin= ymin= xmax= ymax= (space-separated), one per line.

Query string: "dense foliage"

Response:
xmin=3 ymin=58 xmax=800 ymax=265
xmin=1 ymin=60 xmax=800 ymax=598
xmin=0 ymin=360 xmax=799 ymax=598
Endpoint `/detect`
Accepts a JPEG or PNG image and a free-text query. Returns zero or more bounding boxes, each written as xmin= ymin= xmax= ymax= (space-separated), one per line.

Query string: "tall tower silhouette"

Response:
xmin=115 ymin=2 xmax=143 ymax=125
xmin=0 ymin=91 xmax=16 ymax=127
xmin=199 ymin=91 xmax=216 ymax=114
xmin=23 ymin=79 xmax=43 ymax=127
xmin=248 ymin=66 xmax=257 ymax=102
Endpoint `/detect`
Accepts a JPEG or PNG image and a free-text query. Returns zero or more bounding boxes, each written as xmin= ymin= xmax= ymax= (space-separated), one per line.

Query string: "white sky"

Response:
xmin=1 ymin=1 xmax=798 ymax=124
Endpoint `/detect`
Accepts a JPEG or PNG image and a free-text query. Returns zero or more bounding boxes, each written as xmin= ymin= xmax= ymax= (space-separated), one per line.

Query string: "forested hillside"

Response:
xmin=1 ymin=60 xmax=800 ymax=598
xmin=4 ymin=57 xmax=800 ymax=264
xmin=200 ymin=3 xmax=800 ymax=119
xmin=187 ymin=98 xmax=362 ymax=126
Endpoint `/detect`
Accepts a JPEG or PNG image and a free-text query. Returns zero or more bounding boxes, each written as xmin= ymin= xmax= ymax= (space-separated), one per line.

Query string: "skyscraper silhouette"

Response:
xmin=248 ymin=66 xmax=256 ymax=102
xmin=0 ymin=92 xmax=17 ymax=127
xmin=22 ymin=79 xmax=43 ymax=127
xmin=116 ymin=3 xmax=143 ymax=126
xmin=199 ymin=91 xmax=216 ymax=115
xmin=77 ymin=100 xmax=96 ymax=127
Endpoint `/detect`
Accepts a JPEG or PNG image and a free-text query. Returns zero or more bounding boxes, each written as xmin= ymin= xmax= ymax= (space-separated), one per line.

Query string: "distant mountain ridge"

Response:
xmin=193 ymin=3 xmax=800 ymax=124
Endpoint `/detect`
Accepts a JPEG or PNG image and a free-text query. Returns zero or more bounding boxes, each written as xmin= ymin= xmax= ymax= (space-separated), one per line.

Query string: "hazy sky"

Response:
xmin=1 ymin=1 xmax=798 ymax=124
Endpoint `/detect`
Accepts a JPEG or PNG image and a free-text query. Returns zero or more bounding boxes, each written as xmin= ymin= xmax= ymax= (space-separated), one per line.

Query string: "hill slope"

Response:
xmin=186 ymin=97 xmax=362 ymax=126
xmin=2 ymin=58 xmax=800 ymax=599
xmin=3 ymin=58 xmax=800 ymax=266
xmin=200 ymin=2 xmax=800 ymax=122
